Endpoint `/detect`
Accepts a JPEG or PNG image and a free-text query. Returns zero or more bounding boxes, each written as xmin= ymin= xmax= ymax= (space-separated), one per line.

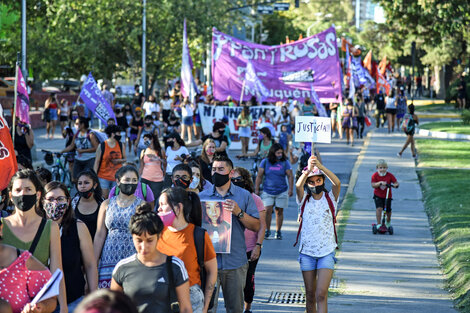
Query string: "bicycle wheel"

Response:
xmin=52 ymin=168 xmax=61 ymax=182
xmin=63 ymin=171 xmax=72 ymax=190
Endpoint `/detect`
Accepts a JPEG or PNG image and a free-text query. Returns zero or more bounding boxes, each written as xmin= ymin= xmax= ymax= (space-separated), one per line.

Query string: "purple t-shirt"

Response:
xmin=260 ymin=159 xmax=291 ymax=195
xmin=245 ymin=193 xmax=265 ymax=252
xmin=108 ymin=182 xmax=155 ymax=202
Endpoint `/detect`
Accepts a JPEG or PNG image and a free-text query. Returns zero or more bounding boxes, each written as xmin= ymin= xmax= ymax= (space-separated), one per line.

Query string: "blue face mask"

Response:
xmin=276 ymin=155 xmax=283 ymax=160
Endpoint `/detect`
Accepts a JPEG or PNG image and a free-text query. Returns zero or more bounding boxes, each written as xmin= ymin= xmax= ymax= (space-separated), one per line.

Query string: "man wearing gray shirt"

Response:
xmin=200 ymin=155 xmax=260 ymax=313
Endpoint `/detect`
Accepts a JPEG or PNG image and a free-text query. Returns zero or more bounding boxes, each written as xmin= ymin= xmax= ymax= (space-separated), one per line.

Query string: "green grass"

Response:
xmin=336 ymin=193 xmax=357 ymax=249
xmin=417 ymin=139 xmax=470 ymax=311
xmin=415 ymin=102 xmax=456 ymax=113
xmin=417 ymin=169 xmax=470 ymax=311
xmin=416 ymin=139 xmax=470 ymax=168
xmin=419 ymin=122 xmax=470 ymax=135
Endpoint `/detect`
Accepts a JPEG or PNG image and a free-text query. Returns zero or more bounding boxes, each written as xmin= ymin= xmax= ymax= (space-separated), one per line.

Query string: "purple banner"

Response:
xmin=212 ymin=27 xmax=342 ymax=103
xmin=79 ymin=73 xmax=115 ymax=126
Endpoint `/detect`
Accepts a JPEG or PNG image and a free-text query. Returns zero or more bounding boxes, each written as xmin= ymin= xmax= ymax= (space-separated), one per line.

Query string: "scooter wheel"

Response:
xmin=388 ymin=226 xmax=394 ymax=235
xmin=372 ymin=224 xmax=378 ymax=234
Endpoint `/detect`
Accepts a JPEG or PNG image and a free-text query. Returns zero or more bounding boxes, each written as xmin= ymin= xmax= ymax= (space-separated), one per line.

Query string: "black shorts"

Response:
xmin=385 ymin=108 xmax=397 ymax=115
xmin=59 ymin=115 xmax=68 ymax=122
xmin=374 ymin=195 xmax=392 ymax=211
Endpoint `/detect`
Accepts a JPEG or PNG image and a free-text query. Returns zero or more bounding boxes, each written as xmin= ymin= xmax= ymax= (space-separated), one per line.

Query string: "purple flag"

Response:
xmin=181 ymin=19 xmax=198 ymax=103
xmin=245 ymin=61 xmax=270 ymax=103
xmin=79 ymin=73 xmax=115 ymax=126
xmin=212 ymin=27 xmax=342 ymax=103
xmin=310 ymin=85 xmax=328 ymax=117
xmin=15 ymin=66 xmax=30 ymax=124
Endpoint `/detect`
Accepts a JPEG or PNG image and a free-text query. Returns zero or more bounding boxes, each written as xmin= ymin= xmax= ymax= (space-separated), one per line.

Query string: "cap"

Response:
xmin=222 ymin=115 xmax=229 ymax=123
xmin=135 ymin=107 xmax=142 ymax=111
xmin=303 ymin=166 xmax=324 ymax=177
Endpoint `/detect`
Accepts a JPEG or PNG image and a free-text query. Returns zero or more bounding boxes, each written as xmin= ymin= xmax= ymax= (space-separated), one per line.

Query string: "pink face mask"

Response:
xmin=158 ymin=210 xmax=176 ymax=227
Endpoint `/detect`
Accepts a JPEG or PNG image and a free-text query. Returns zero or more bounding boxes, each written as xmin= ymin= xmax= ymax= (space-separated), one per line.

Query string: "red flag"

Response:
xmin=378 ymin=56 xmax=387 ymax=75
xmin=364 ymin=50 xmax=372 ymax=74
xmin=0 ymin=112 xmax=18 ymax=190
xmin=376 ymin=71 xmax=391 ymax=95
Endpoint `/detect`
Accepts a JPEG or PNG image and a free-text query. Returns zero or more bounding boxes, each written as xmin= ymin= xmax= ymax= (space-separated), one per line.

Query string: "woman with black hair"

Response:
xmin=164 ymin=132 xmax=189 ymax=188
xmin=1 ymin=169 xmax=67 ymax=312
xmin=43 ymin=181 xmax=98 ymax=312
xmin=94 ymin=165 xmax=144 ymax=288
xmin=157 ymin=187 xmax=217 ymax=313
xmin=397 ymin=104 xmax=419 ymax=158
xmin=232 ymin=167 xmax=266 ymax=313
xmin=111 ymin=202 xmax=192 ymax=313
xmin=139 ymin=133 xmax=167 ymax=201
xmin=237 ymin=126 xmax=274 ymax=160
xmin=255 ymin=143 xmax=294 ymax=240
xmin=72 ymin=169 xmax=104 ymax=239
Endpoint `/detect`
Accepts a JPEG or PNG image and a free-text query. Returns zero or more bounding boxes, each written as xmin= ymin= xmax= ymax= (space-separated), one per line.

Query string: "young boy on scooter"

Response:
xmin=371 ymin=159 xmax=399 ymax=229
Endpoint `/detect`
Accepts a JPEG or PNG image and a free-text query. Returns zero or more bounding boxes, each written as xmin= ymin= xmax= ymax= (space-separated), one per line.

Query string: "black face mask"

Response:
xmin=212 ymin=172 xmax=230 ymax=187
xmin=120 ymin=183 xmax=138 ymax=196
xmin=218 ymin=129 xmax=225 ymax=135
xmin=306 ymin=184 xmax=325 ymax=195
xmin=145 ymin=122 xmax=152 ymax=127
xmin=114 ymin=134 xmax=122 ymax=141
xmin=174 ymin=177 xmax=191 ymax=189
xmin=231 ymin=179 xmax=246 ymax=189
xmin=11 ymin=194 xmax=37 ymax=212
xmin=78 ymin=188 xmax=94 ymax=199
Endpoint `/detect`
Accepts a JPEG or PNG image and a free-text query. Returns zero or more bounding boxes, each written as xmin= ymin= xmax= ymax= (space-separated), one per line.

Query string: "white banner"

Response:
xmin=294 ymin=116 xmax=331 ymax=143
xmin=199 ymin=104 xmax=278 ymax=150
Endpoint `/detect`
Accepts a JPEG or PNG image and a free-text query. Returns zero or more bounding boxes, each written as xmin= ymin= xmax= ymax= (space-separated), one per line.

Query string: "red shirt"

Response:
xmin=371 ymin=172 xmax=397 ymax=198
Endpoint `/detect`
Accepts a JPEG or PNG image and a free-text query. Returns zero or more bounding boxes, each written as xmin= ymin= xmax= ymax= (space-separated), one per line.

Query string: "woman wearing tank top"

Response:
xmin=139 ymin=133 xmax=167 ymax=202
xmin=72 ymin=169 xmax=104 ymax=239
xmin=43 ymin=182 xmax=97 ymax=312
xmin=1 ymin=169 xmax=67 ymax=313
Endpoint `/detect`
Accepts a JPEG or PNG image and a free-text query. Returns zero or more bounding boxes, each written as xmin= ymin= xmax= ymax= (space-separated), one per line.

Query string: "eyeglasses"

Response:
xmin=44 ymin=196 xmax=68 ymax=203
xmin=231 ymin=177 xmax=243 ymax=183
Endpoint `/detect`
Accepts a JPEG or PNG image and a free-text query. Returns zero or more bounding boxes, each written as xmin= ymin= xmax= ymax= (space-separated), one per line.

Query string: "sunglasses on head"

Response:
xmin=231 ymin=177 xmax=243 ymax=183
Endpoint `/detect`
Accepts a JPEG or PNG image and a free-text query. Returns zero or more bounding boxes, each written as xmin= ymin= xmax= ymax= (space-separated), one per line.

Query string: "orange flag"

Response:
xmin=364 ymin=50 xmax=372 ymax=74
xmin=286 ymin=36 xmax=290 ymax=44
xmin=378 ymin=56 xmax=387 ymax=75
xmin=0 ymin=112 xmax=18 ymax=190
xmin=376 ymin=71 xmax=391 ymax=96
xmin=341 ymin=38 xmax=362 ymax=56
xmin=298 ymin=34 xmax=303 ymax=40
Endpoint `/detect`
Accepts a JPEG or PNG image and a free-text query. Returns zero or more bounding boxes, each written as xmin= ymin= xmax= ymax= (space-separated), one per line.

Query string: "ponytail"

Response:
xmin=161 ymin=187 xmax=202 ymax=226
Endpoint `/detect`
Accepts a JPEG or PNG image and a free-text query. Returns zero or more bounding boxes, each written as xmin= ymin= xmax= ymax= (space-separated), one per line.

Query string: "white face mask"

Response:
xmin=189 ymin=176 xmax=200 ymax=189
xmin=377 ymin=170 xmax=387 ymax=177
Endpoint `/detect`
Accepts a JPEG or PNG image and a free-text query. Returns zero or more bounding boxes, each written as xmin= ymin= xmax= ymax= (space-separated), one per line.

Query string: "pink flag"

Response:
xmin=16 ymin=66 xmax=30 ymax=124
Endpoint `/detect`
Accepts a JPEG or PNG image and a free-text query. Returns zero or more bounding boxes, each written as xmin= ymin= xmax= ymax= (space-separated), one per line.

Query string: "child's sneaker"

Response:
xmin=376 ymin=224 xmax=382 ymax=229
xmin=386 ymin=221 xmax=392 ymax=228
xmin=274 ymin=231 xmax=282 ymax=240
xmin=264 ymin=230 xmax=271 ymax=239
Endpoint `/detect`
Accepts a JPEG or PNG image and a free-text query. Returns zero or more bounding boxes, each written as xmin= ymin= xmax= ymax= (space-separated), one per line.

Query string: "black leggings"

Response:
xmin=141 ymin=178 xmax=165 ymax=203
xmin=356 ymin=116 xmax=365 ymax=137
xmin=244 ymin=250 xmax=261 ymax=304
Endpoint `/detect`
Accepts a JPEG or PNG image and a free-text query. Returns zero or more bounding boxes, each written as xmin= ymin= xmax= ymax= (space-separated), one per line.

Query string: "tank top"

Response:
xmin=98 ymin=141 xmax=123 ymax=181
xmin=141 ymin=151 xmax=164 ymax=182
xmin=48 ymin=100 xmax=58 ymax=109
xmin=61 ymin=219 xmax=86 ymax=303
xmin=75 ymin=130 xmax=95 ymax=161
xmin=72 ymin=196 xmax=101 ymax=239
xmin=1 ymin=217 xmax=52 ymax=266
xmin=13 ymin=131 xmax=32 ymax=161
xmin=137 ymin=126 xmax=156 ymax=149
xmin=259 ymin=140 xmax=273 ymax=159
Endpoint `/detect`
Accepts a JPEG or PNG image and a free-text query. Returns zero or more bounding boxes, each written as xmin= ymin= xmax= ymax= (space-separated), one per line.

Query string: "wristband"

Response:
xmin=255 ymin=243 xmax=262 ymax=248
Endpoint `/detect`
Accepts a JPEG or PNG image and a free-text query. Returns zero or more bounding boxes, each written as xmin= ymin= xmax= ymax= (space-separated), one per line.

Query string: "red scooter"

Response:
xmin=372 ymin=184 xmax=394 ymax=235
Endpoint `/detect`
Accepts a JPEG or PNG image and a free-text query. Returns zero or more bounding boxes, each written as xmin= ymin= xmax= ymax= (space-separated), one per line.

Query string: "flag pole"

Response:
xmin=12 ymin=54 xmax=20 ymax=145
xmin=239 ymin=79 xmax=246 ymax=104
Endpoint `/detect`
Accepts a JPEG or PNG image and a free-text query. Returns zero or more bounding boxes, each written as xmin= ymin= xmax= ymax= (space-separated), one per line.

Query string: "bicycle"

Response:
xmin=41 ymin=150 xmax=74 ymax=190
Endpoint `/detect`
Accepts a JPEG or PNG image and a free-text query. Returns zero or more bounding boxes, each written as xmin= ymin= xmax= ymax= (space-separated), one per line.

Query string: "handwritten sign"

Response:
xmin=294 ymin=116 xmax=331 ymax=143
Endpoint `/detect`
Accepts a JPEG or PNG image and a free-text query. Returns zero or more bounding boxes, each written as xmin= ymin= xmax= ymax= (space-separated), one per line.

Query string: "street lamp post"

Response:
xmin=21 ymin=0 xmax=27 ymax=78
xmin=141 ymin=0 xmax=147 ymax=98
xmin=306 ymin=13 xmax=332 ymax=37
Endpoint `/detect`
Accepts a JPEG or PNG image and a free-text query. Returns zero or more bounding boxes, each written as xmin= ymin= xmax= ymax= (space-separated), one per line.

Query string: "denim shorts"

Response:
xmin=49 ymin=108 xmax=58 ymax=121
xmin=183 ymin=116 xmax=193 ymax=126
xmin=261 ymin=190 xmax=289 ymax=209
xmin=298 ymin=251 xmax=337 ymax=271
xmin=99 ymin=178 xmax=116 ymax=191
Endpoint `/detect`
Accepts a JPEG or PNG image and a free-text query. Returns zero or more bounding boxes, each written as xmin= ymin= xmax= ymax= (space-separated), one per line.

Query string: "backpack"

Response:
xmin=115 ymin=182 xmax=147 ymax=199
xmin=96 ymin=140 xmax=123 ymax=173
xmin=74 ymin=129 xmax=107 ymax=145
xmin=194 ymin=226 xmax=216 ymax=309
xmin=401 ymin=113 xmax=415 ymax=133
xmin=294 ymin=192 xmax=338 ymax=248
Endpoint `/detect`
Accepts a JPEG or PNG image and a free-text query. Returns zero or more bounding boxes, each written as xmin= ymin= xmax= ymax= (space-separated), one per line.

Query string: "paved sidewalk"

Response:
xmin=329 ymin=128 xmax=456 ymax=312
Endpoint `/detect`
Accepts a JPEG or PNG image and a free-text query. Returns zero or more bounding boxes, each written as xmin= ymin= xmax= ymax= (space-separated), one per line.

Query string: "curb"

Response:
xmin=417 ymin=128 xmax=470 ymax=140
xmin=345 ymin=130 xmax=373 ymax=196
